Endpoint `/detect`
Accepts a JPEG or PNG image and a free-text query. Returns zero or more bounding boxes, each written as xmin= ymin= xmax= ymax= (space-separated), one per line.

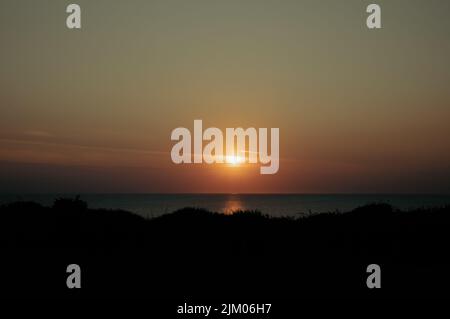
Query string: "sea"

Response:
xmin=1 ymin=193 xmax=450 ymax=218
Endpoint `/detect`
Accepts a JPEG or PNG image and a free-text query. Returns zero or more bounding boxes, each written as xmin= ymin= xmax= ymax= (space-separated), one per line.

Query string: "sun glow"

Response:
xmin=225 ymin=155 xmax=244 ymax=166
xmin=170 ymin=120 xmax=280 ymax=174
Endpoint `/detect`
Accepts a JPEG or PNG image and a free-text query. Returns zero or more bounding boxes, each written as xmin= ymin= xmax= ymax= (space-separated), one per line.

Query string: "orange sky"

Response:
xmin=1 ymin=0 xmax=450 ymax=193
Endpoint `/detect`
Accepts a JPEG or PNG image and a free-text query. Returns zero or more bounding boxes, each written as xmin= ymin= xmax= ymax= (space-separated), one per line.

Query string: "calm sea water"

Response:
xmin=1 ymin=194 xmax=450 ymax=218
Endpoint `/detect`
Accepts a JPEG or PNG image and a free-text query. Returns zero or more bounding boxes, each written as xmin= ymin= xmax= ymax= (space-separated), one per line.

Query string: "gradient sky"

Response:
xmin=1 ymin=0 xmax=449 ymax=193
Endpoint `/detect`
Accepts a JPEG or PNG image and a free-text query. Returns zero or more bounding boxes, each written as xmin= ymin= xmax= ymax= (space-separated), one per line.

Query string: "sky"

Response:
xmin=1 ymin=0 xmax=450 ymax=193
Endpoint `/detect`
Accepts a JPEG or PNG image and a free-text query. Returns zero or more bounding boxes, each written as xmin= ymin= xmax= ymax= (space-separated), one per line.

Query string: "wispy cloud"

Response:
xmin=23 ymin=130 xmax=54 ymax=138
xmin=0 ymin=138 xmax=168 ymax=156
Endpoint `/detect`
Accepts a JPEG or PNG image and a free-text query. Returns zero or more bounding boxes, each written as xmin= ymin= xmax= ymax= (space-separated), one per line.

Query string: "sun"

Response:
xmin=225 ymin=155 xmax=244 ymax=166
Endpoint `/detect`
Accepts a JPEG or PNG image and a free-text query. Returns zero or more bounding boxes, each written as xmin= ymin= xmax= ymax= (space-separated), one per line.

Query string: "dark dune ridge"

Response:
xmin=1 ymin=197 xmax=450 ymax=299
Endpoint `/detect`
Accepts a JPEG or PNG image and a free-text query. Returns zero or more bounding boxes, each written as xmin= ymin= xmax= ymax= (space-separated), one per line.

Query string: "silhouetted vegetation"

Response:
xmin=1 ymin=198 xmax=450 ymax=299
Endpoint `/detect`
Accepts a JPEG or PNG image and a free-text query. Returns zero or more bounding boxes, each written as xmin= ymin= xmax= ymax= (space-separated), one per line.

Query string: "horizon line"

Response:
xmin=1 ymin=192 xmax=450 ymax=196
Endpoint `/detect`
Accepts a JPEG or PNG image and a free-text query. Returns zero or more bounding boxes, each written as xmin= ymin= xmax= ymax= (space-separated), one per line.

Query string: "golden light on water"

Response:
xmin=223 ymin=195 xmax=244 ymax=214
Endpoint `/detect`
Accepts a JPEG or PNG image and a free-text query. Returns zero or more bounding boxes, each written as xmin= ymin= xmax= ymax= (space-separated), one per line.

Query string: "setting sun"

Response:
xmin=225 ymin=155 xmax=244 ymax=166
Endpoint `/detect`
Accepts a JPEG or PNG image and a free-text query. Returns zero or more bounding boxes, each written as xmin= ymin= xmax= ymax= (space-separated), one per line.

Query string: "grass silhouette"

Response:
xmin=1 ymin=198 xmax=450 ymax=299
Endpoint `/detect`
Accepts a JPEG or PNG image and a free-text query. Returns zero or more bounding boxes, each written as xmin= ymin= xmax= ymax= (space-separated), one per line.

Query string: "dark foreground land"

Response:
xmin=1 ymin=198 xmax=450 ymax=299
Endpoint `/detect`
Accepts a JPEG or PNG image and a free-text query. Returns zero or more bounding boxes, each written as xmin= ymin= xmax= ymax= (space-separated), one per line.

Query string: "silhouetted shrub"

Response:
xmin=52 ymin=195 xmax=87 ymax=211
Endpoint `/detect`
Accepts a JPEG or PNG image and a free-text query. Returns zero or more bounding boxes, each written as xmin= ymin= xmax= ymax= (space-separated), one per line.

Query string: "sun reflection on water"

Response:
xmin=223 ymin=194 xmax=244 ymax=214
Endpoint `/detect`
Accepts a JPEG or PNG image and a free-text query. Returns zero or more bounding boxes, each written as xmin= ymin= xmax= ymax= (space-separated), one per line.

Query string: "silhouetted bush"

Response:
xmin=1 ymin=200 xmax=450 ymax=299
xmin=53 ymin=196 xmax=88 ymax=211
